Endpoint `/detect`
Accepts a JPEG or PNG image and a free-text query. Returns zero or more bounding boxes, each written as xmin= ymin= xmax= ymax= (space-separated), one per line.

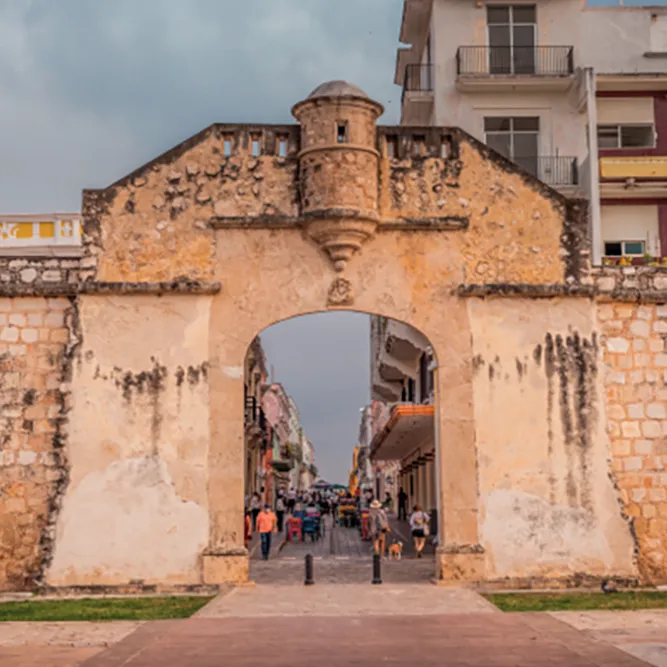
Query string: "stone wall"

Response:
xmin=44 ymin=294 xmax=212 ymax=587
xmin=88 ymin=125 xmax=300 ymax=284
xmin=0 ymin=296 xmax=76 ymax=591
xmin=593 ymin=265 xmax=667 ymax=296
xmin=599 ymin=301 xmax=667 ymax=582
xmin=0 ymin=257 xmax=90 ymax=290
xmin=468 ymin=297 xmax=637 ymax=583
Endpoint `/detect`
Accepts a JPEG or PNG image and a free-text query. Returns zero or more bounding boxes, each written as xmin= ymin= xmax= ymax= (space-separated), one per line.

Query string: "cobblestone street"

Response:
xmin=249 ymin=514 xmax=436 ymax=584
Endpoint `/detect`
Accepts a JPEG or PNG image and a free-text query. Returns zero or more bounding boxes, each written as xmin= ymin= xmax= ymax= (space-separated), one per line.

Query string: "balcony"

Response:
xmin=514 ymin=156 xmax=579 ymax=188
xmin=456 ymin=46 xmax=575 ymax=93
xmin=401 ymin=64 xmax=434 ymax=126
xmin=0 ymin=214 xmax=82 ymax=257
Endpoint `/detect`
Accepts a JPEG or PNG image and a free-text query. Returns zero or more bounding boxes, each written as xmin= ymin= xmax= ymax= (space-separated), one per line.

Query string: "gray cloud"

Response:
xmin=0 ymin=0 xmax=400 ymax=484
xmin=0 ymin=0 xmax=402 ymax=211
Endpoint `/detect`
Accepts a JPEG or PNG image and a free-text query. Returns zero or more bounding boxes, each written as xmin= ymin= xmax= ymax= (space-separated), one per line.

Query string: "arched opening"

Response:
xmin=240 ymin=310 xmax=440 ymax=584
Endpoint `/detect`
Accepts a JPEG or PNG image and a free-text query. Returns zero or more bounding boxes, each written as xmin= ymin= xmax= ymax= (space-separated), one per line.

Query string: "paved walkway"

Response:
xmin=553 ymin=610 xmax=667 ymax=667
xmin=249 ymin=513 xmax=437 ymax=584
xmin=1 ymin=599 xmax=666 ymax=666
xmin=71 ymin=613 xmax=659 ymax=666
xmin=196 ymin=583 xmax=497 ymax=618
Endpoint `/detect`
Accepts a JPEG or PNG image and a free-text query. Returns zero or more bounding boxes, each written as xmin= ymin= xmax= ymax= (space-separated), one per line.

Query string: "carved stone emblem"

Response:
xmin=327 ymin=277 xmax=354 ymax=306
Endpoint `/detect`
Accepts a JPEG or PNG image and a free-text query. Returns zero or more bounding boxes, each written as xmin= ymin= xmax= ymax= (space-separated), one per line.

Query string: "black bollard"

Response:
xmin=304 ymin=553 xmax=314 ymax=585
xmin=372 ymin=552 xmax=382 ymax=585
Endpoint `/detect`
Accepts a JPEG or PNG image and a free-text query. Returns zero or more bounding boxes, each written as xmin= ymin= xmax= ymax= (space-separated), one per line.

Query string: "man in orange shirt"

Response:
xmin=256 ymin=503 xmax=278 ymax=560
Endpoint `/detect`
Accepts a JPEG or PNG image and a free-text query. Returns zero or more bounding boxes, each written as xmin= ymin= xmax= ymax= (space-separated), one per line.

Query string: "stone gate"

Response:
xmin=0 ymin=81 xmax=665 ymax=591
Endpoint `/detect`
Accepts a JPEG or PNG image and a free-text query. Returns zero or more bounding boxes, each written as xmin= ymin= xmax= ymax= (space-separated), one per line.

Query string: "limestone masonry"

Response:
xmin=0 ymin=81 xmax=665 ymax=591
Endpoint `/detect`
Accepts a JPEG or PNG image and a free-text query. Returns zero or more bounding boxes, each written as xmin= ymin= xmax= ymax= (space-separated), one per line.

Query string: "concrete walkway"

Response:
xmin=1 ymin=600 xmax=666 ymax=666
xmin=77 ymin=613 xmax=658 ymax=666
xmin=195 ymin=583 xmax=498 ymax=618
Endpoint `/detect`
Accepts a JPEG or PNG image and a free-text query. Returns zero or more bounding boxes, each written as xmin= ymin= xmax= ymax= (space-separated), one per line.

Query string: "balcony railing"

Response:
xmin=244 ymin=395 xmax=267 ymax=432
xmin=456 ymin=46 xmax=574 ymax=77
xmin=402 ymin=64 xmax=434 ymax=103
xmin=512 ymin=156 xmax=579 ymax=187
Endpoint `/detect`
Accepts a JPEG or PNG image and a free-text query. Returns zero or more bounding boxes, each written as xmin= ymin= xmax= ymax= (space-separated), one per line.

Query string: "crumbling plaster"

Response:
xmin=45 ymin=295 xmax=212 ymax=587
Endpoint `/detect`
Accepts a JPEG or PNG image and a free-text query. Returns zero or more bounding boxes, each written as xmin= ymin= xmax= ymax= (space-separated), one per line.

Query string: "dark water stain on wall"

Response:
xmin=555 ymin=334 xmax=579 ymax=508
xmin=543 ymin=334 xmax=557 ymax=504
xmin=540 ymin=330 xmax=599 ymax=516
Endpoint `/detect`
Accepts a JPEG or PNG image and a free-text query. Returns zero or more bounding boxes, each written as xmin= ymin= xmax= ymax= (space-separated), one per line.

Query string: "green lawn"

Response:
xmin=484 ymin=591 xmax=667 ymax=613
xmin=0 ymin=596 xmax=214 ymax=622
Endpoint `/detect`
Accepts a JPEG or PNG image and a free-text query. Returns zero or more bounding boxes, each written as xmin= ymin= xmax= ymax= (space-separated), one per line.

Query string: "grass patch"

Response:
xmin=0 ymin=596 xmax=214 ymax=622
xmin=484 ymin=591 xmax=667 ymax=613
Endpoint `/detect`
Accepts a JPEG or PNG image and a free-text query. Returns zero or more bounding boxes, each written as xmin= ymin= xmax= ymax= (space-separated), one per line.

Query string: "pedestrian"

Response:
xmin=275 ymin=493 xmax=286 ymax=533
xmin=384 ymin=491 xmax=392 ymax=511
xmin=287 ymin=487 xmax=296 ymax=514
xmin=369 ymin=499 xmax=389 ymax=558
xmin=409 ymin=504 xmax=430 ymax=558
xmin=244 ymin=509 xmax=252 ymax=550
xmin=250 ymin=492 xmax=261 ymax=532
xmin=256 ymin=503 xmax=278 ymax=560
xmin=398 ymin=487 xmax=408 ymax=521
xmin=330 ymin=494 xmax=338 ymax=525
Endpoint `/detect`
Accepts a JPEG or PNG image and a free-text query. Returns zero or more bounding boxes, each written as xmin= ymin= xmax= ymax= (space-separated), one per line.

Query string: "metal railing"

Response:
xmin=402 ymin=64 xmax=434 ymax=104
xmin=244 ymin=395 xmax=266 ymax=431
xmin=456 ymin=46 xmax=574 ymax=76
xmin=512 ymin=156 xmax=579 ymax=186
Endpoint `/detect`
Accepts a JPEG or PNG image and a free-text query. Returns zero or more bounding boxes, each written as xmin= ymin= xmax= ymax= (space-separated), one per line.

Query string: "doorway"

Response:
xmin=241 ymin=311 xmax=439 ymax=585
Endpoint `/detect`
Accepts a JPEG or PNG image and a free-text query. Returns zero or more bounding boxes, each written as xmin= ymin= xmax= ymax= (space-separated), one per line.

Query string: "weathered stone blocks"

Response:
xmin=601 ymin=301 xmax=667 ymax=582
xmin=0 ymin=296 xmax=74 ymax=591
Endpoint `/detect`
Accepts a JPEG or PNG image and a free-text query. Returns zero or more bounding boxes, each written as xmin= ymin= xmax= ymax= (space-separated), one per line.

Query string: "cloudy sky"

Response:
xmin=1 ymin=0 xmax=665 ymax=483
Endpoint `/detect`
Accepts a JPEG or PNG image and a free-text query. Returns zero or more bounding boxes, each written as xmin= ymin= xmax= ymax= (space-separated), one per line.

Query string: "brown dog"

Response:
xmin=388 ymin=541 xmax=403 ymax=561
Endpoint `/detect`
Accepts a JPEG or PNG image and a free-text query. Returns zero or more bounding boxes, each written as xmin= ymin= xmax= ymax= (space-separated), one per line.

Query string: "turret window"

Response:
xmin=336 ymin=122 xmax=348 ymax=144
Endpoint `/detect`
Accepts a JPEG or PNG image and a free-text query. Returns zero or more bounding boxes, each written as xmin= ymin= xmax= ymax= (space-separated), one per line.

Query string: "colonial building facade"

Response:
xmin=397 ymin=0 xmax=667 ymax=265
xmin=0 ymin=80 xmax=665 ymax=592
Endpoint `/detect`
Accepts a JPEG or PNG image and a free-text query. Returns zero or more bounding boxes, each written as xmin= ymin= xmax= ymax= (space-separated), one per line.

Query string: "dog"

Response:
xmin=388 ymin=541 xmax=403 ymax=561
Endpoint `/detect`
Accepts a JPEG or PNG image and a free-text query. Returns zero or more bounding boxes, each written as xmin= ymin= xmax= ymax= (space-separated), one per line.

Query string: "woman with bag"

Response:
xmin=409 ymin=504 xmax=430 ymax=558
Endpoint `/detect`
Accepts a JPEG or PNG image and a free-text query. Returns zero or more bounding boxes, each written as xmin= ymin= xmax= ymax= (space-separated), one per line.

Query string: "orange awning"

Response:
xmin=370 ymin=404 xmax=434 ymax=461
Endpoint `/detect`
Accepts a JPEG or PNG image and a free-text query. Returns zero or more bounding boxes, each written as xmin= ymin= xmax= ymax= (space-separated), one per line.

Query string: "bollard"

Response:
xmin=304 ymin=553 xmax=314 ymax=586
xmin=372 ymin=552 xmax=382 ymax=585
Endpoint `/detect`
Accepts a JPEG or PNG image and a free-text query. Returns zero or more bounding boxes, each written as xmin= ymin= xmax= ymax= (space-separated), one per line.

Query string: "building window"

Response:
xmin=485 ymin=116 xmax=539 ymax=176
xmin=401 ymin=378 xmax=416 ymax=403
xmin=597 ymin=124 xmax=655 ymax=149
xmin=337 ymin=123 xmax=348 ymax=144
xmin=604 ymin=241 xmax=645 ymax=257
xmin=487 ymin=4 xmax=537 ymax=75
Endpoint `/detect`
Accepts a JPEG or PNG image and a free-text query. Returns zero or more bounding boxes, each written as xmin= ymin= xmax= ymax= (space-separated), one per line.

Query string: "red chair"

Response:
xmin=287 ymin=516 xmax=302 ymax=542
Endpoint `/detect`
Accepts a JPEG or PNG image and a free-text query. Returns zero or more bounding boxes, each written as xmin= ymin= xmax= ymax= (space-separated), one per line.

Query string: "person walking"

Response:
xmin=275 ymin=493 xmax=286 ymax=533
xmin=409 ymin=504 xmax=430 ymax=558
xmin=369 ymin=499 xmax=389 ymax=558
xmin=287 ymin=487 xmax=296 ymax=515
xmin=250 ymin=492 xmax=262 ymax=532
xmin=398 ymin=487 xmax=408 ymax=521
xmin=330 ymin=493 xmax=338 ymax=525
xmin=256 ymin=503 xmax=278 ymax=560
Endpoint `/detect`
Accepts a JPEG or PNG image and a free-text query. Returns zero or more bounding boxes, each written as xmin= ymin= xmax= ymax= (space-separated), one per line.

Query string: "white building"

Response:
xmin=396 ymin=0 xmax=667 ymax=265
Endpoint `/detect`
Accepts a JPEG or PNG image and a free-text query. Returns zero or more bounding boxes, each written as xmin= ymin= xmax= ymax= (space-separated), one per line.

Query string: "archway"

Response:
xmin=238 ymin=310 xmax=443 ymax=583
xmin=42 ymin=78 xmax=632 ymax=593
xmin=202 ymin=219 xmax=481 ymax=584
